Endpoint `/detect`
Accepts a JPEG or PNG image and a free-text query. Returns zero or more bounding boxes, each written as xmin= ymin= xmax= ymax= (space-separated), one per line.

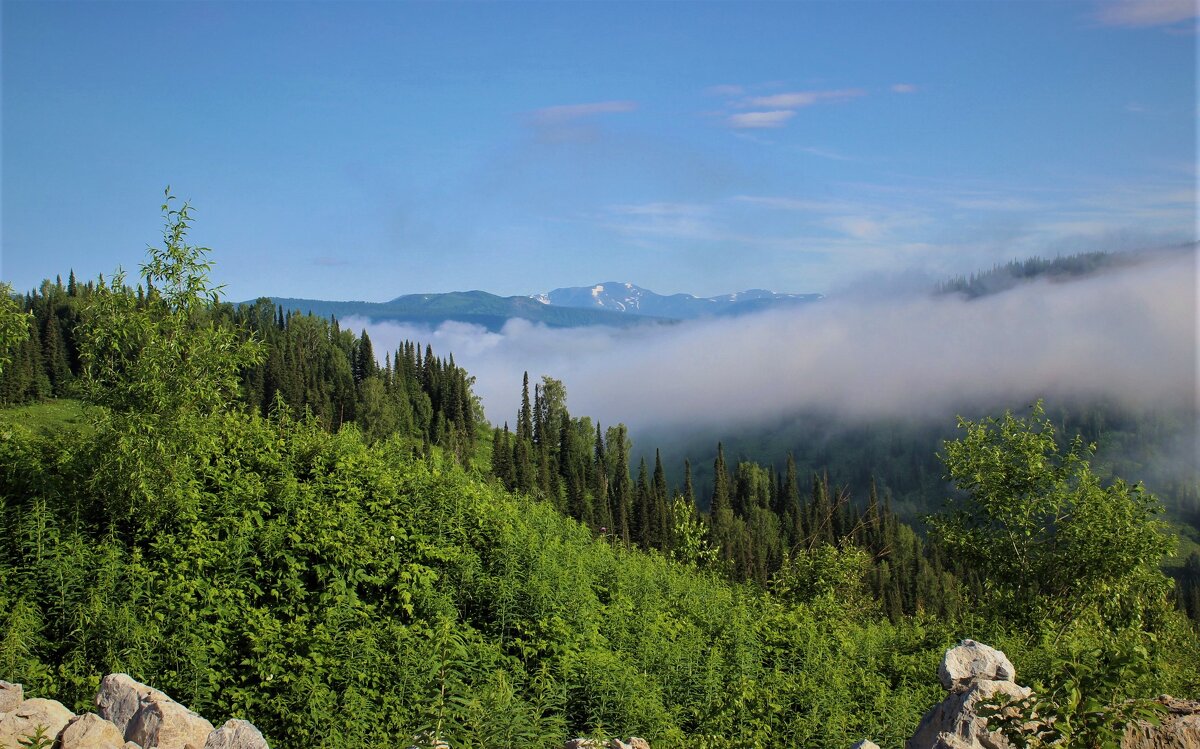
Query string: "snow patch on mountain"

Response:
xmin=530 ymin=282 xmax=821 ymax=320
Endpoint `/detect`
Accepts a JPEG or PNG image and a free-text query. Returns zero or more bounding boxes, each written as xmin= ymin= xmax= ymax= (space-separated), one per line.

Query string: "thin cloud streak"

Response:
xmin=529 ymin=100 xmax=638 ymax=125
xmin=348 ymin=250 xmax=1197 ymax=433
xmin=727 ymin=110 xmax=796 ymax=129
xmin=1094 ymin=0 xmax=1198 ymax=27
xmin=742 ymin=89 xmax=865 ymax=108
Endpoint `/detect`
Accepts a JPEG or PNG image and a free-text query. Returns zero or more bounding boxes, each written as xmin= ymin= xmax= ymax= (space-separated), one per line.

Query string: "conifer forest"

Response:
xmin=0 ymin=196 xmax=1197 ymax=748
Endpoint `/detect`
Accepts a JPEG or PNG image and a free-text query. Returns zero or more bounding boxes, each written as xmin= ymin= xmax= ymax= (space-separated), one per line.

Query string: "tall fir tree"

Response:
xmin=635 ymin=457 xmax=652 ymax=549
xmin=610 ymin=425 xmax=633 ymax=546
xmin=592 ymin=424 xmax=612 ymax=533
xmin=653 ymin=449 xmax=670 ymax=551
xmin=517 ymin=371 xmax=533 ymax=442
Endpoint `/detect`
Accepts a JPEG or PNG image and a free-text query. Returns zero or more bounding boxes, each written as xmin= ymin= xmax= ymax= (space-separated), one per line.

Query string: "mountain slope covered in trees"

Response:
xmin=1 ymin=201 xmax=1197 ymax=748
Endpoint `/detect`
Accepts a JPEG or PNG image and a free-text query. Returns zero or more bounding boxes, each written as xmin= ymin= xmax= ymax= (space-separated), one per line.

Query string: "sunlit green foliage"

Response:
xmin=1 ymin=201 xmax=1196 ymax=749
xmin=980 ymin=640 xmax=1168 ymax=749
xmin=77 ymin=190 xmax=262 ymax=417
xmin=930 ymin=403 xmax=1174 ymax=633
xmin=0 ymin=282 xmax=33 ymax=378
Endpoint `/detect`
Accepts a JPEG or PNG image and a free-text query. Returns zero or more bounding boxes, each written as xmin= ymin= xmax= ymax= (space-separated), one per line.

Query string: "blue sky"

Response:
xmin=2 ymin=0 xmax=1195 ymax=301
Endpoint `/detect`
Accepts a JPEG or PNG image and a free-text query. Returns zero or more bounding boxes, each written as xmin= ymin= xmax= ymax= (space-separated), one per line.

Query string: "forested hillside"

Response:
xmin=1 ymin=200 xmax=1197 ymax=748
xmin=0 ymin=274 xmax=479 ymax=461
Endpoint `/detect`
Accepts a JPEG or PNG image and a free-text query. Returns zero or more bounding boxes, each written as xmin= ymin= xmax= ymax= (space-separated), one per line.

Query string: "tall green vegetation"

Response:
xmin=1 ymin=198 xmax=1196 ymax=748
xmin=490 ymin=383 xmax=969 ymax=623
xmin=78 ymin=191 xmax=263 ymax=417
xmin=0 ymin=230 xmax=478 ymax=463
xmin=0 ymin=283 xmax=33 ymax=378
xmin=930 ymin=404 xmax=1174 ymax=634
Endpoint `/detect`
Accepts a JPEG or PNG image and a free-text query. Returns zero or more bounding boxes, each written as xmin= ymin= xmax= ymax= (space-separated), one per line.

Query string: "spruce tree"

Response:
xmin=517 ymin=371 xmax=533 ymax=442
xmin=710 ymin=443 xmax=738 ymax=565
xmin=491 ymin=426 xmax=510 ymax=486
xmin=592 ymin=424 xmax=612 ymax=533
xmin=560 ymin=412 xmax=589 ymax=526
xmin=783 ymin=454 xmax=803 ymax=547
xmin=712 ymin=443 xmax=731 ymax=515
xmin=610 ymin=425 xmax=633 ymax=546
xmin=635 ymin=457 xmax=652 ymax=549
xmin=42 ymin=317 xmax=72 ymax=396
xmin=683 ymin=459 xmax=695 ymax=507
xmin=653 ymin=449 xmax=670 ymax=551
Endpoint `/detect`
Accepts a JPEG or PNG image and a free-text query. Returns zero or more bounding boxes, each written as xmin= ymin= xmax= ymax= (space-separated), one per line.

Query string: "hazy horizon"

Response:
xmin=4 ymin=1 xmax=1196 ymax=302
xmin=344 ymin=246 xmax=1198 ymax=431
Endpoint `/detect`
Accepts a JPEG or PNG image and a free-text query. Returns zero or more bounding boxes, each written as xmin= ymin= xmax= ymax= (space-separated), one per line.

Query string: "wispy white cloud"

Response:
xmin=608 ymin=202 xmax=708 ymax=217
xmin=727 ymin=110 xmax=796 ymax=129
xmin=348 ymin=250 xmax=1197 ymax=431
xmin=799 ymin=146 xmax=855 ymax=161
xmin=735 ymin=175 xmax=1196 ymax=258
xmin=947 ymin=196 xmax=1043 ymax=211
xmin=598 ymin=202 xmax=716 ymax=241
xmin=1094 ymin=0 xmax=1197 ymax=27
xmin=733 ymin=195 xmax=861 ymax=213
xmin=710 ymin=85 xmax=868 ymax=131
xmin=741 ymin=88 xmax=866 ymax=108
xmin=529 ymin=100 xmax=637 ymax=126
xmin=891 ymin=83 xmax=918 ymax=93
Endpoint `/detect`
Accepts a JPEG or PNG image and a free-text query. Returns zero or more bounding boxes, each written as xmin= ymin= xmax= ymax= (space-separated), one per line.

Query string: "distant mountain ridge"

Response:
xmin=532 ymin=281 xmax=822 ymax=319
xmin=253 ymin=282 xmax=822 ymax=330
xmin=259 ymin=291 xmax=658 ymax=332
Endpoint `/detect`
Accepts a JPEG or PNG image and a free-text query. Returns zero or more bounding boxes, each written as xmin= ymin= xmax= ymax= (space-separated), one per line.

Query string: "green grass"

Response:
xmin=0 ymin=398 xmax=89 ymax=437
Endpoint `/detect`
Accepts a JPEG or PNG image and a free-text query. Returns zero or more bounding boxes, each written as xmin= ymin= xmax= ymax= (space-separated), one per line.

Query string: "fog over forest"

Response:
xmin=347 ymin=248 xmax=1197 ymax=442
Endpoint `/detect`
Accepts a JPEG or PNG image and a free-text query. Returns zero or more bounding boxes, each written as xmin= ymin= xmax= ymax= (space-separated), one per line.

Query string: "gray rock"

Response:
xmin=852 ymin=742 xmax=881 ymax=749
xmin=60 ymin=712 xmax=127 ymax=749
xmin=907 ymin=678 xmax=1029 ymax=749
xmin=938 ymin=640 xmax=1016 ymax=691
xmin=124 ymin=698 xmax=213 ymax=749
xmin=1122 ymin=696 xmax=1200 ymax=749
xmin=95 ymin=674 xmax=170 ymax=736
xmin=0 ymin=682 xmax=22 ymax=715
xmin=0 ymin=697 xmax=75 ymax=747
xmin=563 ymin=738 xmax=648 ymax=749
xmin=202 ymin=719 xmax=269 ymax=749
xmin=407 ymin=730 xmax=449 ymax=749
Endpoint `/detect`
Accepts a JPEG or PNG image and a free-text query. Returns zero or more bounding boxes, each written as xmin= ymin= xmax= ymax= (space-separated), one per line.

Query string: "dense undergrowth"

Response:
xmin=2 ymin=399 xmax=1197 ymax=748
xmin=0 ymin=399 xmax=957 ymax=747
xmin=1 ymin=196 xmax=1197 ymax=748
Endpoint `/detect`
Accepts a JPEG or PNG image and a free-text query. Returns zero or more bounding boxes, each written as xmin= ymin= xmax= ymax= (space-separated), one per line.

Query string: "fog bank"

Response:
xmin=345 ymin=249 xmax=1197 ymax=432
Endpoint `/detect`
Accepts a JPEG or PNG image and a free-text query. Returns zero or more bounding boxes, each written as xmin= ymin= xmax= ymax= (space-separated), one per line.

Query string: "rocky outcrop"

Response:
xmin=0 ymin=682 xmax=22 ymax=715
xmin=937 ymin=640 xmax=1016 ymax=690
xmin=59 ymin=712 xmax=126 ymax=749
xmin=202 ymin=719 xmax=270 ymax=749
xmin=0 ymin=697 xmax=76 ymax=747
xmin=857 ymin=641 xmax=1200 ymax=749
xmin=124 ymin=696 xmax=214 ymax=749
xmin=1123 ymin=696 xmax=1200 ymax=749
xmin=96 ymin=673 xmax=172 ymax=737
xmin=564 ymin=738 xmax=651 ymax=749
xmin=906 ymin=640 xmax=1030 ymax=749
xmin=0 ymin=676 xmax=266 ymax=749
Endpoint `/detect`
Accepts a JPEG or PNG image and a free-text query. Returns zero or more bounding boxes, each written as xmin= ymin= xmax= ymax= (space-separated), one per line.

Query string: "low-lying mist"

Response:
xmin=347 ymin=248 xmax=1197 ymax=438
